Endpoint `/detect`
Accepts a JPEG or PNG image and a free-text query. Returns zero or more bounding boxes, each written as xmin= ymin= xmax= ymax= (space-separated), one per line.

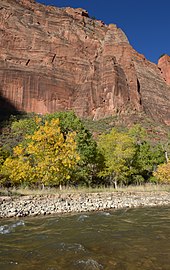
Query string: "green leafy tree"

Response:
xmin=131 ymin=142 xmax=165 ymax=184
xmin=0 ymin=114 xmax=38 ymax=153
xmin=11 ymin=117 xmax=38 ymax=137
xmin=128 ymin=125 xmax=165 ymax=184
xmin=128 ymin=124 xmax=147 ymax=145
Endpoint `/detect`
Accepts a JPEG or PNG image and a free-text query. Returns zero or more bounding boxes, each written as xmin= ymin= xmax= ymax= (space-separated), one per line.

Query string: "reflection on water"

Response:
xmin=0 ymin=206 xmax=170 ymax=270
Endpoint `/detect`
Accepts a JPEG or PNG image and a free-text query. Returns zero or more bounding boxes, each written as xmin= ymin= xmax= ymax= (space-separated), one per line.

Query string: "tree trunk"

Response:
xmin=165 ymin=151 xmax=169 ymax=163
xmin=109 ymin=174 xmax=118 ymax=189
xmin=114 ymin=180 xmax=118 ymax=189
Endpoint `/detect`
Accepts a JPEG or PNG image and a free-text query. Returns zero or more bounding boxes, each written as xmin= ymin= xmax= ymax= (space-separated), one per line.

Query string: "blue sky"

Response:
xmin=37 ymin=0 xmax=170 ymax=63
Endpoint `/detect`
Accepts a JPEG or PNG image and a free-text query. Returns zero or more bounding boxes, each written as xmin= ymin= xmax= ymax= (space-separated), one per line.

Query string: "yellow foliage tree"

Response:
xmin=98 ymin=128 xmax=136 ymax=188
xmin=154 ymin=162 xmax=170 ymax=184
xmin=3 ymin=119 xmax=80 ymax=187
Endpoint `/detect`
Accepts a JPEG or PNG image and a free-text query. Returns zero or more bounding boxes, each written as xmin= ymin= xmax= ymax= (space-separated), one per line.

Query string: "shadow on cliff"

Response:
xmin=0 ymin=94 xmax=23 ymax=129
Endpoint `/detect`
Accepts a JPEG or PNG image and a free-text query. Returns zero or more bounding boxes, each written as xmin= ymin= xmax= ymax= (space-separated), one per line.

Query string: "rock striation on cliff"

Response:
xmin=158 ymin=54 xmax=170 ymax=86
xmin=0 ymin=0 xmax=170 ymax=124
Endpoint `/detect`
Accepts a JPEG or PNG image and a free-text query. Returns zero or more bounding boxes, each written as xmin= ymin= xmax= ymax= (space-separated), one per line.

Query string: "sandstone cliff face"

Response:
xmin=0 ymin=0 xmax=170 ymax=124
xmin=158 ymin=55 xmax=170 ymax=85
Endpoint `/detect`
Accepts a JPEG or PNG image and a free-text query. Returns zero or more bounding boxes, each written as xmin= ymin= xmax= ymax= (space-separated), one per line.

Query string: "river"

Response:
xmin=0 ymin=206 xmax=170 ymax=270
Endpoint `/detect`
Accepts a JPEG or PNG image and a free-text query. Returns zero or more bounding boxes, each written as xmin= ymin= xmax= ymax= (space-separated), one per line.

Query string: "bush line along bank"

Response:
xmin=0 ymin=111 xmax=170 ymax=189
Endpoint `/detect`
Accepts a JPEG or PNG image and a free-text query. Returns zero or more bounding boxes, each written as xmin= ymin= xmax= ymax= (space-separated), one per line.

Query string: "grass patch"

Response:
xmin=1 ymin=184 xmax=170 ymax=197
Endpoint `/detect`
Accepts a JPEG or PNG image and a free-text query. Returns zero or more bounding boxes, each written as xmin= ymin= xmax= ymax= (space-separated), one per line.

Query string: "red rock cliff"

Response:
xmin=158 ymin=54 xmax=170 ymax=85
xmin=0 ymin=0 xmax=170 ymax=124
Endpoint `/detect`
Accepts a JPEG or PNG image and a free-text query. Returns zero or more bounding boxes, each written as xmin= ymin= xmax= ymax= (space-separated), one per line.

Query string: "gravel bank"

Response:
xmin=1 ymin=191 xmax=170 ymax=218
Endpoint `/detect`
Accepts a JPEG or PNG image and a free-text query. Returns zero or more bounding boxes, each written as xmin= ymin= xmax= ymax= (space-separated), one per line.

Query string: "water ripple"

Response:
xmin=75 ymin=259 xmax=103 ymax=270
xmin=0 ymin=220 xmax=25 ymax=235
xmin=57 ymin=242 xmax=86 ymax=253
xmin=98 ymin=212 xmax=111 ymax=216
xmin=77 ymin=215 xmax=89 ymax=222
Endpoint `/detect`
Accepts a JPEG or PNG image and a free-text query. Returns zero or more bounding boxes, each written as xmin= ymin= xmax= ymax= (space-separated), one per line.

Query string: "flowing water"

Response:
xmin=0 ymin=206 xmax=170 ymax=270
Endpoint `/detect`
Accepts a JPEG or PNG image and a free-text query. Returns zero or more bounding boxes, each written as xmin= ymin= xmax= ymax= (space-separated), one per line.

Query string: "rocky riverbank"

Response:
xmin=1 ymin=191 xmax=170 ymax=218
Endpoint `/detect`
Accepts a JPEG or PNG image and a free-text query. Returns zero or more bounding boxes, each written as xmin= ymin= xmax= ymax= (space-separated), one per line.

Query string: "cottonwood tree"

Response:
xmin=154 ymin=162 xmax=170 ymax=184
xmin=97 ymin=128 xmax=136 ymax=188
xmin=2 ymin=119 xmax=80 ymax=188
xmin=44 ymin=111 xmax=99 ymax=185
